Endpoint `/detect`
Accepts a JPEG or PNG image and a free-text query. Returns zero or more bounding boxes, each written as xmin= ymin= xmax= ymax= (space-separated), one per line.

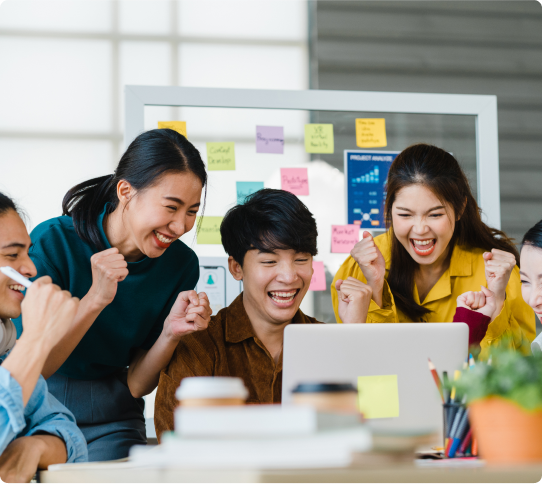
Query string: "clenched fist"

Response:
xmin=336 ymin=277 xmax=372 ymax=324
xmin=87 ymin=247 xmax=129 ymax=308
xmin=21 ymin=276 xmax=80 ymax=351
xmin=456 ymin=285 xmax=497 ymax=320
xmin=350 ymin=231 xmax=386 ymax=306
xmin=163 ymin=290 xmax=213 ymax=341
xmin=483 ymin=249 xmax=515 ymax=317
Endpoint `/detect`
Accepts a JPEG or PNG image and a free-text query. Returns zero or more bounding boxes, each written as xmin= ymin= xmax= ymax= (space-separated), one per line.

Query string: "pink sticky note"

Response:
xmin=331 ymin=225 xmax=360 ymax=253
xmin=281 ymin=168 xmax=309 ymax=196
xmin=256 ymin=126 xmax=284 ymax=154
xmin=309 ymin=261 xmax=326 ymax=291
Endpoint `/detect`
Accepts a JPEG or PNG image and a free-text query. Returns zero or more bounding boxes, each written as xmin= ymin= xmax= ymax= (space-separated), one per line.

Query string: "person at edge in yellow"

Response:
xmin=332 ymin=144 xmax=535 ymax=358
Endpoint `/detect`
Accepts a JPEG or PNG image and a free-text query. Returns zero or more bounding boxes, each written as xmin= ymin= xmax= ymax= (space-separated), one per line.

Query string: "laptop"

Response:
xmin=282 ymin=323 xmax=468 ymax=436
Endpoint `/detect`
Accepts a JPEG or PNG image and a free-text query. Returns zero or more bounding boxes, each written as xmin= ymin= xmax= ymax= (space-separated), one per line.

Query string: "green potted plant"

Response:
xmin=454 ymin=344 xmax=542 ymax=464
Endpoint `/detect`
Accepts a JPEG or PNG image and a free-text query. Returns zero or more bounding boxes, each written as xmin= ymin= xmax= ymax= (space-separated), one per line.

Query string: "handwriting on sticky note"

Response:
xmin=356 ymin=119 xmax=387 ymax=148
xmin=197 ymin=216 xmax=223 ymax=245
xmin=331 ymin=225 xmax=360 ymax=253
xmin=256 ymin=126 xmax=284 ymax=154
xmin=305 ymin=124 xmax=334 ymax=154
xmin=158 ymin=121 xmax=187 ymax=138
xmin=236 ymin=181 xmax=264 ymax=205
xmin=309 ymin=261 xmax=326 ymax=291
xmin=281 ymin=168 xmax=309 ymax=196
xmin=207 ymin=142 xmax=235 ymax=171
xmin=358 ymin=375 xmax=399 ymax=419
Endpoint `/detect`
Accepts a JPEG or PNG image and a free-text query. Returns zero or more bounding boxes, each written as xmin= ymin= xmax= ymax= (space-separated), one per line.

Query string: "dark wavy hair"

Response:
xmin=62 ymin=129 xmax=207 ymax=251
xmin=522 ymin=221 xmax=542 ymax=250
xmin=221 ymin=188 xmax=318 ymax=265
xmin=385 ymin=144 xmax=519 ymax=321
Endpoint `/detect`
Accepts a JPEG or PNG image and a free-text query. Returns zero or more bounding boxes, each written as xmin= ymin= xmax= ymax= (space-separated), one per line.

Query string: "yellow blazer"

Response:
xmin=331 ymin=231 xmax=536 ymax=357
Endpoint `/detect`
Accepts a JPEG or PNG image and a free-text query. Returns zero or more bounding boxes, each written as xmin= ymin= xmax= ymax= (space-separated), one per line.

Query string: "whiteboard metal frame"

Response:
xmin=124 ymin=86 xmax=500 ymax=228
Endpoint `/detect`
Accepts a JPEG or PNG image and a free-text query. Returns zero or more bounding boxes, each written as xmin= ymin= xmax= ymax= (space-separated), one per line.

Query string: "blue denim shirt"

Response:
xmin=0 ymin=350 xmax=88 ymax=462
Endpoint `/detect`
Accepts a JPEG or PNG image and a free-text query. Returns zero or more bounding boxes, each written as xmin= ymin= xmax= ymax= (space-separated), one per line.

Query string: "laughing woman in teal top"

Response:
xmin=14 ymin=129 xmax=212 ymax=461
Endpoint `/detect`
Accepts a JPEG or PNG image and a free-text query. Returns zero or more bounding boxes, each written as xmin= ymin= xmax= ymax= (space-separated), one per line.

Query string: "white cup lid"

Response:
xmin=176 ymin=376 xmax=249 ymax=400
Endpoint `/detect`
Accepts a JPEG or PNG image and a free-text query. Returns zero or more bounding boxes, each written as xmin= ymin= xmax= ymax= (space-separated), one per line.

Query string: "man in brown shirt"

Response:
xmin=155 ymin=189 xmax=372 ymax=439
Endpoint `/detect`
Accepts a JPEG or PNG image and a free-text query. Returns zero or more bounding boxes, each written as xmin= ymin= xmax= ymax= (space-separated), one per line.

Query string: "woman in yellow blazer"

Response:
xmin=332 ymin=144 xmax=535 ymax=357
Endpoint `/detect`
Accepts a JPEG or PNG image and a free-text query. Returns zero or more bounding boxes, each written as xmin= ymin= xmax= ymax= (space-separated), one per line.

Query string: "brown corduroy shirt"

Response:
xmin=154 ymin=293 xmax=322 ymax=439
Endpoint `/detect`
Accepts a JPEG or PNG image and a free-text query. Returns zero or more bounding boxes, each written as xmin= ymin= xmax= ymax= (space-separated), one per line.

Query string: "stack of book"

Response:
xmin=129 ymin=405 xmax=372 ymax=469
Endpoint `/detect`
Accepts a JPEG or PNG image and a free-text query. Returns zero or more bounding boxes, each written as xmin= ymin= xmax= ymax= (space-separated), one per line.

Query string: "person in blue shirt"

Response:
xmin=0 ymin=192 xmax=87 ymax=482
xmin=15 ymin=129 xmax=212 ymax=461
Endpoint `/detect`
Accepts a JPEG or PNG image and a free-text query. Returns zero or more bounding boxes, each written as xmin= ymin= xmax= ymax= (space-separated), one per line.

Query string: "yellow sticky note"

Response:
xmin=357 ymin=375 xmax=399 ymax=419
xmin=207 ymin=142 xmax=236 ymax=171
xmin=197 ymin=216 xmax=223 ymax=245
xmin=304 ymin=124 xmax=334 ymax=154
xmin=355 ymin=118 xmax=387 ymax=148
xmin=158 ymin=121 xmax=187 ymax=138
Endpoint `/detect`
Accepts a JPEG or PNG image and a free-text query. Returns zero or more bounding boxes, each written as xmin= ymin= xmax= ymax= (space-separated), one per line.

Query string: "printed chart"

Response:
xmin=345 ymin=150 xmax=400 ymax=228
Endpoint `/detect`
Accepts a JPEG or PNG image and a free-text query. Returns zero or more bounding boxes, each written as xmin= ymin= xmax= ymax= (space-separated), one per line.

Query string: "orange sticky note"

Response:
xmin=309 ymin=261 xmax=326 ymax=291
xmin=355 ymin=118 xmax=387 ymax=148
xmin=331 ymin=225 xmax=360 ymax=253
xmin=158 ymin=121 xmax=187 ymax=138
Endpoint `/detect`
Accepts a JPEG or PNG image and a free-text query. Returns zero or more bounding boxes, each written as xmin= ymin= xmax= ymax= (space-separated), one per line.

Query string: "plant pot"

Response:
xmin=469 ymin=396 xmax=542 ymax=464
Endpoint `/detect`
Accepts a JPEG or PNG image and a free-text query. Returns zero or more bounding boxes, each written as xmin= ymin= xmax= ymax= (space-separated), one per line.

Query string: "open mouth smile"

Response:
xmin=410 ymin=238 xmax=436 ymax=256
xmin=8 ymin=284 xmax=25 ymax=300
xmin=268 ymin=289 xmax=300 ymax=307
xmin=153 ymin=230 xmax=176 ymax=248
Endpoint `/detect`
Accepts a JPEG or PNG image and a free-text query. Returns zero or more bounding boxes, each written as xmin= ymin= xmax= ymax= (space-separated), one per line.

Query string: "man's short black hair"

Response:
xmin=221 ymin=188 xmax=318 ymax=266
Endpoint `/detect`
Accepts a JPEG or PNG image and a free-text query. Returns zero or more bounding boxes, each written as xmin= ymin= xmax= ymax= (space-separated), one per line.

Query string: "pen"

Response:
xmin=0 ymin=266 xmax=32 ymax=288
xmin=458 ymin=428 xmax=472 ymax=455
xmin=448 ymin=407 xmax=469 ymax=457
xmin=428 ymin=358 xmax=445 ymax=403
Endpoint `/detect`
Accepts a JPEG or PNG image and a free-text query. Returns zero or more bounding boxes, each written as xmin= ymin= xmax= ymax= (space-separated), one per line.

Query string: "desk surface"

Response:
xmin=41 ymin=462 xmax=542 ymax=483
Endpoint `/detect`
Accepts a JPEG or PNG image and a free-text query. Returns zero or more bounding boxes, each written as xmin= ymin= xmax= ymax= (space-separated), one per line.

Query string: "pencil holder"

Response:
xmin=443 ymin=402 xmax=473 ymax=458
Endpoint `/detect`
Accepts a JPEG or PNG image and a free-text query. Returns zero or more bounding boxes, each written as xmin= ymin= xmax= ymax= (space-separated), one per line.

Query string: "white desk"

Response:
xmin=41 ymin=462 xmax=542 ymax=483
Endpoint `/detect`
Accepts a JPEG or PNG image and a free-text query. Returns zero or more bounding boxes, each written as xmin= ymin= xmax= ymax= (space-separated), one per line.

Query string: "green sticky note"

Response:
xmin=207 ymin=142 xmax=235 ymax=171
xmin=197 ymin=216 xmax=223 ymax=245
xmin=357 ymin=375 xmax=399 ymax=419
xmin=304 ymin=124 xmax=334 ymax=154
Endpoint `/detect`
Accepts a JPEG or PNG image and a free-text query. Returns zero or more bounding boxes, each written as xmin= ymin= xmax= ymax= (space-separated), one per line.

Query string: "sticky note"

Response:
xmin=331 ymin=225 xmax=360 ymax=253
xmin=207 ymin=142 xmax=235 ymax=171
xmin=309 ymin=261 xmax=326 ymax=291
xmin=355 ymin=118 xmax=387 ymax=148
xmin=304 ymin=124 xmax=334 ymax=154
xmin=158 ymin=121 xmax=187 ymax=138
xmin=197 ymin=216 xmax=223 ymax=245
xmin=357 ymin=375 xmax=400 ymax=419
xmin=256 ymin=126 xmax=284 ymax=154
xmin=237 ymin=181 xmax=264 ymax=205
xmin=281 ymin=168 xmax=309 ymax=196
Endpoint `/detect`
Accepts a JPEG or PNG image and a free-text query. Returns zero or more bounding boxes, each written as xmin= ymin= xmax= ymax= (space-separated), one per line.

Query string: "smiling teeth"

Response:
xmin=413 ymin=239 xmax=433 ymax=245
xmin=8 ymin=285 xmax=24 ymax=292
xmin=154 ymin=231 xmax=173 ymax=244
xmin=270 ymin=291 xmax=297 ymax=302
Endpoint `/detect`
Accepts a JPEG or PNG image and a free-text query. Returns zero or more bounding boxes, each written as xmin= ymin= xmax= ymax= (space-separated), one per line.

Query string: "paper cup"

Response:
xmin=176 ymin=377 xmax=249 ymax=407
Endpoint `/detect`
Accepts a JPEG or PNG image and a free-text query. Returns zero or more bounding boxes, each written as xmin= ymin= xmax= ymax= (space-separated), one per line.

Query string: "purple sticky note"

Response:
xmin=309 ymin=261 xmax=326 ymax=291
xmin=281 ymin=167 xmax=309 ymax=196
xmin=331 ymin=225 xmax=360 ymax=253
xmin=256 ymin=126 xmax=284 ymax=154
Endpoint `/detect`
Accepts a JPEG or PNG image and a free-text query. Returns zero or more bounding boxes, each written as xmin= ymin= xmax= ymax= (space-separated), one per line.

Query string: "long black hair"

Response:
xmin=62 ymin=129 xmax=207 ymax=251
xmin=385 ymin=144 xmax=518 ymax=322
xmin=0 ymin=192 xmax=17 ymax=217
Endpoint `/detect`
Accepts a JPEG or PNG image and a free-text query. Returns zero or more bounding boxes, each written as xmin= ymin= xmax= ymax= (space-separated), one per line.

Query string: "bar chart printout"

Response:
xmin=345 ymin=150 xmax=400 ymax=228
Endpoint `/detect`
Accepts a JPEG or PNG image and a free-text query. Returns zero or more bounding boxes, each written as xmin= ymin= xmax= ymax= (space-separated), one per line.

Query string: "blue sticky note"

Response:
xmin=237 ymin=182 xmax=264 ymax=205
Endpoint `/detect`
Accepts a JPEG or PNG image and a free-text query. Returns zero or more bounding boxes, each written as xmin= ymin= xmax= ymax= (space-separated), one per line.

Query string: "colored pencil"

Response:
xmin=428 ymin=358 xmax=445 ymax=403
xmin=469 ymin=353 xmax=475 ymax=369
xmin=449 ymin=409 xmax=470 ymax=458
xmin=450 ymin=370 xmax=461 ymax=402
xmin=472 ymin=436 xmax=478 ymax=456
xmin=458 ymin=428 xmax=472 ymax=455
xmin=443 ymin=370 xmax=450 ymax=402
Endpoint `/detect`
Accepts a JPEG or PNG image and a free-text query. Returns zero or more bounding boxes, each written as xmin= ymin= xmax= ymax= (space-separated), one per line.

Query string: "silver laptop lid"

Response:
xmin=282 ymin=323 xmax=468 ymax=435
